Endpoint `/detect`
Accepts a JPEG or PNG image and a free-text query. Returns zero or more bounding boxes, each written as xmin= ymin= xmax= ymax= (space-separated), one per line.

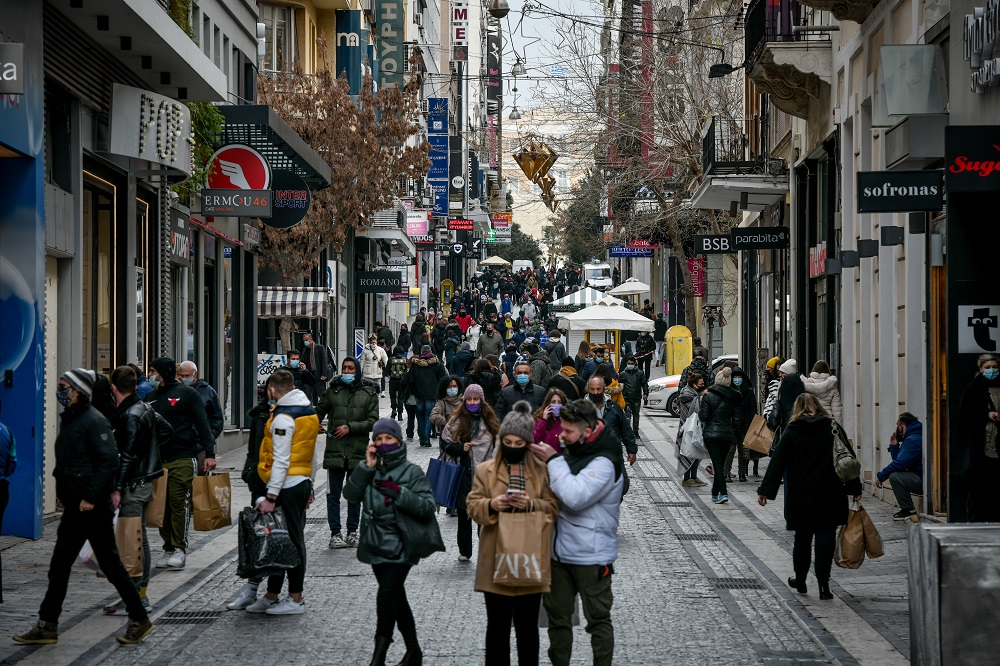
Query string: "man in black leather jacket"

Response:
xmin=13 ymin=368 xmax=152 ymax=646
xmin=104 ymin=366 xmax=173 ymax=614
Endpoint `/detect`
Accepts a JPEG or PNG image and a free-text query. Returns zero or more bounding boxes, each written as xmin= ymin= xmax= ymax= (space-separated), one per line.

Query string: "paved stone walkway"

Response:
xmin=0 ymin=389 xmax=912 ymax=664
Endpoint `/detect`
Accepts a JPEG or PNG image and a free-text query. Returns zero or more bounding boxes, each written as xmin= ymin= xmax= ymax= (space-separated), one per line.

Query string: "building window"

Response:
xmin=261 ymin=4 xmax=293 ymax=72
xmin=556 ymin=170 xmax=570 ymax=191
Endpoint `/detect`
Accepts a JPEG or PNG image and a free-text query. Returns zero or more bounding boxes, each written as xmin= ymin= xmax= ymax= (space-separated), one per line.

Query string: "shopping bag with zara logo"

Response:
xmin=493 ymin=511 xmax=553 ymax=588
xmin=192 ymin=472 xmax=232 ymax=531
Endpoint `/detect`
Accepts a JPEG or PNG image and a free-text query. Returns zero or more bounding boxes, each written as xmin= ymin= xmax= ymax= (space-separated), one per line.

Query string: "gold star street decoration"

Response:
xmin=513 ymin=138 xmax=560 ymax=212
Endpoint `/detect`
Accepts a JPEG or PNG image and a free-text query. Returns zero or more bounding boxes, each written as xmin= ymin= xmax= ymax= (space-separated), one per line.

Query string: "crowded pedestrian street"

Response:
xmin=0 ymin=375 xmax=910 ymax=665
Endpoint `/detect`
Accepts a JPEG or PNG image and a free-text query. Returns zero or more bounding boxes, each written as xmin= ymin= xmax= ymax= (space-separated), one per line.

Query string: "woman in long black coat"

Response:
xmin=757 ymin=393 xmax=862 ymax=601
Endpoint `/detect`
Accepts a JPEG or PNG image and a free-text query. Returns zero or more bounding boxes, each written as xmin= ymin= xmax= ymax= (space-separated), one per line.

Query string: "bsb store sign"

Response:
xmin=945 ymin=126 xmax=1000 ymax=192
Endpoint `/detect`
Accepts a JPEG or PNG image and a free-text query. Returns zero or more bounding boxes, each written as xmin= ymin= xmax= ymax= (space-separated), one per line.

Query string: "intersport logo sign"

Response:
xmin=856 ymin=170 xmax=944 ymax=213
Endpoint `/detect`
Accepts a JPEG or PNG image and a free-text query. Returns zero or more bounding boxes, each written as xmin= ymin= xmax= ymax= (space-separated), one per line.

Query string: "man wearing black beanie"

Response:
xmin=146 ymin=356 xmax=214 ymax=570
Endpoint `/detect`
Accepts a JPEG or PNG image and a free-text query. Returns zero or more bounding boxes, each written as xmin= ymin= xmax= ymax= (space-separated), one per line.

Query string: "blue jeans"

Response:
xmin=417 ymin=398 xmax=435 ymax=443
xmin=326 ymin=467 xmax=360 ymax=535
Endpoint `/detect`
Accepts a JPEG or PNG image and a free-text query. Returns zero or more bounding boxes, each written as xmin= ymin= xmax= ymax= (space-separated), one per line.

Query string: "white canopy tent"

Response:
xmin=550 ymin=287 xmax=624 ymax=312
xmin=480 ymin=255 xmax=511 ymax=267
xmin=607 ymin=278 xmax=651 ymax=296
xmin=558 ymin=299 xmax=655 ymax=368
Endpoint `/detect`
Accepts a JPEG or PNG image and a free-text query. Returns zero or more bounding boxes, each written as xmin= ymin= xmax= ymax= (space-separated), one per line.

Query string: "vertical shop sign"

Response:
xmin=336 ymin=10 xmax=365 ymax=94
xmin=377 ymin=0 xmax=404 ymax=89
xmin=687 ymin=258 xmax=706 ymax=297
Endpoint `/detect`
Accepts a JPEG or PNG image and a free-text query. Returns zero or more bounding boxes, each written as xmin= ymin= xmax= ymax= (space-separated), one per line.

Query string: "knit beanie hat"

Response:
xmin=766 ymin=356 xmax=781 ymax=370
xmin=562 ymin=357 xmax=576 ymax=368
xmin=150 ymin=356 xmax=177 ymax=383
xmin=62 ymin=368 xmax=97 ymax=396
xmin=498 ymin=401 xmax=535 ymax=443
xmin=715 ymin=367 xmax=733 ymax=387
xmin=372 ymin=417 xmax=403 ymax=443
xmin=464 ymin=384 xmax=485 ymax=400
xmin=778 ymin=359 xmax=798 ymax=374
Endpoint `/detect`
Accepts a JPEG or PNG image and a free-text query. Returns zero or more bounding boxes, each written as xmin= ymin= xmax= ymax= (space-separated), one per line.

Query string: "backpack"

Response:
xmin=389 ymin=357 xmax=408 ymax=380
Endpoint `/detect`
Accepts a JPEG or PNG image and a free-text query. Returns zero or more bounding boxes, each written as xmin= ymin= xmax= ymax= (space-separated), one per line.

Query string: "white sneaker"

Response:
xmin=155 ymin=551 xmax=175 ymax=568
xmin=265 ymin=597 xmax=306 ymax=615
xmin=165 ymin=549 xmax=186 ymax=569
xmin=345 ymin=532 xmax=358 ymax=547
xmin=226 ymin=584 xmax=259 ymax=611
xmin=245 ymin=596 xmax=280 ymax=614
xmin=329 ymin=533 xmax=348 ymax=549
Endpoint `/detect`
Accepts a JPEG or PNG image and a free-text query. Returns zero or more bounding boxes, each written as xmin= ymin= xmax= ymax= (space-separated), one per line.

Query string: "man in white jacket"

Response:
xmin=360 ymin=335 xmax=389 ymax=397
xmin=530 ymin=399 xmax=623 ymax=666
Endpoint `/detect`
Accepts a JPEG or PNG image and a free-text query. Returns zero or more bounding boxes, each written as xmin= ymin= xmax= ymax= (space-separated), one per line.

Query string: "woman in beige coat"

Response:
xmin=802 ymin=360 xmax=843 ymax=423
xmin=467 ymin=401 xmax=560 ymax=666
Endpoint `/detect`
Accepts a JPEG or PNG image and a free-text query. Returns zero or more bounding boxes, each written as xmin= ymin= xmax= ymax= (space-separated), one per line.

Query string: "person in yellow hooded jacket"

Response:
xmin=246 ymin=368 xmax=319 ymax=616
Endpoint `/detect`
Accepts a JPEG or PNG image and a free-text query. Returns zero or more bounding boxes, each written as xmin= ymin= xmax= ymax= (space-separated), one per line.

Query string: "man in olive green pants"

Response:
xmin=146 ymin=357 xmax=214 ymax=570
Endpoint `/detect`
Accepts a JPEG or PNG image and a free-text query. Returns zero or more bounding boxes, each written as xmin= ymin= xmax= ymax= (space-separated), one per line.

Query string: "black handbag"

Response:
xmin=395 ymin=507 xmax=446 ymax=560
xmin=237 ymin=506 xmax=300 ymax=579
xmin=361 ymin=510 xmax=404 ymax=560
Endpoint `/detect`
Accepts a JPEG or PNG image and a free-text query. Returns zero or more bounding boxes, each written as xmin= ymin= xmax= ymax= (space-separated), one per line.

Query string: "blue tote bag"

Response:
xmin=426 ymin=454 xmax=463 ymax=509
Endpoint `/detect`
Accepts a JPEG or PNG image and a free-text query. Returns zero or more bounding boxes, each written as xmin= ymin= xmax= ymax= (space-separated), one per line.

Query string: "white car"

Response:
xmin=645 ymin=354 xmax=739 ymax=416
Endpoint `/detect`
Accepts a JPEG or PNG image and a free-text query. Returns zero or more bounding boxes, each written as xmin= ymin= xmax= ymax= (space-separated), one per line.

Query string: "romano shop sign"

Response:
xmin=357 ymin=271 xmax=403 ymax=293
xmin=857 ymin=171 xmax=944 ymax=212
xmin=946 ymin=126 xmax=1000 ymax=192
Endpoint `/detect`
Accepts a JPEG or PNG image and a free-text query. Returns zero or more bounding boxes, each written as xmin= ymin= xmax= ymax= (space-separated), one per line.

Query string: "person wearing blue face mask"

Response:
xmin=495 ymin=361 xmax=546 ymax=421
xmin=960 ymin=353 xmax=1000 ymax=521
xmin=177 ymin=361 xmax=224 ymax=448
xmin=724 ymin=367 xmax=758 ymax=483
xmin=316 ymin=357 xmax=380 ymax=549
xmin=283 ymin=351 xmax=318 ymax=405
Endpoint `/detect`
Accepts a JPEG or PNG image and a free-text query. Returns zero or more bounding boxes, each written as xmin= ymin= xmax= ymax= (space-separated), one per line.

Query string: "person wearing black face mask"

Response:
xmin=441 ymin=385 xmax=500 ymax=561
xmin=468 ymin=401 xmax=560 ymax=666
xmin=586 ymin=378 xmax=637 ymax=466
xmin=530 ymin=399 xmax=623 ymax=666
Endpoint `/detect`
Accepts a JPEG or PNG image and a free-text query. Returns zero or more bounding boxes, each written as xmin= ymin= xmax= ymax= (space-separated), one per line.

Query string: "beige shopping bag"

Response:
xmin=493 ymin=511 xmax=553 ymax=588
xmin=145 ymin=470 xmax=168 ymax=529
xmin=115 ymin=515 xmax=144 ymax=577
xmin=192 ymin=472 xmax=233 ymax=531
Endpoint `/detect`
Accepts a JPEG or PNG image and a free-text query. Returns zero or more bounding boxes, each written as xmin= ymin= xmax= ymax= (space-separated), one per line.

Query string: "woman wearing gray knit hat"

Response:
xmin=441 ymin=384 xmax=500 ymax=560
xmin=467 ymin=401 xmax=560 ymax=665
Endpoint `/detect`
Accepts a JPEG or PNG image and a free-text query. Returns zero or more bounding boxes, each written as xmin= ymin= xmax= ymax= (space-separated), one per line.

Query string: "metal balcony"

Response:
xmin=703 ymin=117 xmax=767 ymax=176
xmin=745 ymin=0 xmax=832 ymax=120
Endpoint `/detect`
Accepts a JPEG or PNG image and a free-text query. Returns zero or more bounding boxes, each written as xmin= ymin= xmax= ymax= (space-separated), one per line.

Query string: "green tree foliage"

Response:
xmin=488 ymin=224 xmax=544 ymax=268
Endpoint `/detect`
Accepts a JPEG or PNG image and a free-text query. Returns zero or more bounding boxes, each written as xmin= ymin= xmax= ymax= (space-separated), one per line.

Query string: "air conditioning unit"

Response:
xmin=420 ymin=98 xmax=429 ymax=115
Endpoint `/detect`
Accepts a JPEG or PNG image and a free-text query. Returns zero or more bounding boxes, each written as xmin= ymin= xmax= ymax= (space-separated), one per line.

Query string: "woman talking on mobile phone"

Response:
xmin=343 ymin=418 xmax=437 ymax=666
xmin=467 ymin=401 xmax=560 ymax=666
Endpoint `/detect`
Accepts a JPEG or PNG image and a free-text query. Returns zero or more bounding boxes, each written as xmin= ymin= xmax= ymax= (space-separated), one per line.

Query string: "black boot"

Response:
xmin=818 ymin=581 xmax=833 ymax=600
xmin=370 ymin=636 xmax=392 ymax=666
xmin=396 ymin=629 xmax=423 ymax=666
xmin=787 ymin=576 xmax=807 ymax=594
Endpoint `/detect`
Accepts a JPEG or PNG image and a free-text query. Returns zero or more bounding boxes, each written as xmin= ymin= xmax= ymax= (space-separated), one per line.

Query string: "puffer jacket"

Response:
xmin=676 ymin=385 xmax=700 ymax=425
xmin=618 ymin=364 xmax=649 ymax=402
xmin=111 ymin=393 xmax=174 ymax=491
xmin=343 ymin=445 xmax=437 ymax=566
xmin=679 ymin=357 xmax=714 ymax=391
xmin=316 ymin=377 xmax=380 ymax=470
xmin=544 ymin=338 xmax=567 ymax=369
xmin=54 ymin=403 xmax=119 ymax=507
xmin=802 ymin=372 xmax=843 ymax=422
xmin=360 ymin=344 xmax=388 ymax=381
xmin=547 ymin=427 xmax=624 ymax=565
xmin=406 ymin=356 xmax=448 ymax=400
xmin=698 ymin=385 xmax=742 ymax=441
xmin=464 ymin=369 xmax=503 ymax=407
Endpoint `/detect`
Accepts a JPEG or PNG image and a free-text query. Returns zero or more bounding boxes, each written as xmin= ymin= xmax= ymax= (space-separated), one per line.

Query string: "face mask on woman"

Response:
xmin=447 ymin=387 xmax=459 ymax=397
xmin=502 ymin=445 xmax=527 ymax=464
xmin=466 ymin=402 xmax=481 ymax=414
xmin=733 ymin=377 xmax=743 ymax=387
xmin=375 ymin=441 xmax=400 ymax=454
xmin=550 ymin=403 xmax=561 ymax=417
xmin=985 ymin=368 xmax=1000 ymax=381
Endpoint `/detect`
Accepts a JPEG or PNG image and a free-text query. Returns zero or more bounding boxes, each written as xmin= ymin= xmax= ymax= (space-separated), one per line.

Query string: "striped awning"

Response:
xmin=550 ymin=287 xmax=624 ymax=312
xmin=258 ymin=287 xmax=330 ymax=319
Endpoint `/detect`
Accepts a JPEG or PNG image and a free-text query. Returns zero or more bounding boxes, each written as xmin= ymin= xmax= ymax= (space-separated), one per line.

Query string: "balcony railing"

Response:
xmin=702 ymin=116 xmax=769 ymax=176
xmin=745 ymin=0 xmax=832 ymax=67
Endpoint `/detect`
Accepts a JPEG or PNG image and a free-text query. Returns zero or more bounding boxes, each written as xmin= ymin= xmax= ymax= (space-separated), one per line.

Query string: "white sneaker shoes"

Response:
xmin=226 ymin=584 xmax=259 ymax=611
xmin=245 ymin=596 xmax=281 ymax=613
xmin=264 ymin=597 xmax=306 ymax=615
xmin=155 ymin=551 xmax=175 ymax=568
xmin=165 ymin=549 xmax=186 ymax=569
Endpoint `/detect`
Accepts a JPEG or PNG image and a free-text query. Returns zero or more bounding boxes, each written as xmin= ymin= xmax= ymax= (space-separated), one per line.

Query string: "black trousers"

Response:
xmin=793 ymin=527 xmax=836 ymax=584
xmin=625 ymin=400 xmax=641 ymax=436
xmin=638 ymin=357 xmax=651 ymax=381
xmin=457 ymin=508 xmax=473 ymax=558
xmin=372 ymin=563 xmax=416 ymax=641
xmin=404 ymin=403 xmax=417 ymax=438
xmin=389 ymin=379 xmax=404 ymax=415
xmin=39 ymin=502 xmax=147 ymax=622
xmin=267 ymin=480 xmax=311 ymax=596
xmin=704 ymin=437 xmax=733 ymax=497
xmin=484 ymin=592 xmax=542 ymax=666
